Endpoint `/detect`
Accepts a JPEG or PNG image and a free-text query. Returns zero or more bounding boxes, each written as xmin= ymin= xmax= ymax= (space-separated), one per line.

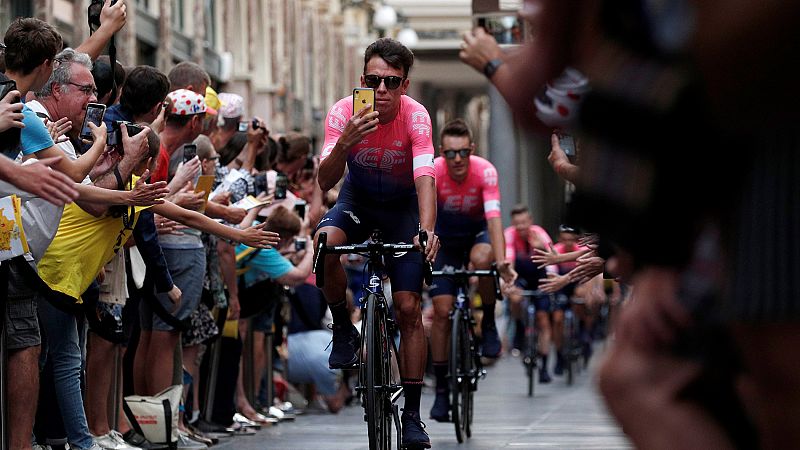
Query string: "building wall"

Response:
xmin=1 ymin=0 xmax=369 ymax=143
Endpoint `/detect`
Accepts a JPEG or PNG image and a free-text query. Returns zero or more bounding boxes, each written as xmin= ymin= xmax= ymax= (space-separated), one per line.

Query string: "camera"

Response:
xmin=239 ymin=117 xmax=263 ymax=132
xmin=88 ymin=0 xmax=117 ymax=30
xmin=107 ymin=120 xmax=144 ymax=152
xmin=295 ymin=238 xmax=307 ymax=252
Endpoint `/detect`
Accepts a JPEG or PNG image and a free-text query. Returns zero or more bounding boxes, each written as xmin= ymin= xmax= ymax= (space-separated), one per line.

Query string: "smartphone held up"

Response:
xmin=81 ymin=103 xmax=106 ymax=140
xmin=353 ymin=88 xmax=375 ymax=115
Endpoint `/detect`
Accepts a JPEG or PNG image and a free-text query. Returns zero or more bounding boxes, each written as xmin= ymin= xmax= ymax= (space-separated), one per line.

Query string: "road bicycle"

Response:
xmin=431 ymin=264 xmax=501 ymax=443
xmin=557 ymin=294 xmax=584 ymax=385
xmin=518 ymin=290 xmax=553 ymax=397
xmin=314 ymin=229 xmax=430 ymax=450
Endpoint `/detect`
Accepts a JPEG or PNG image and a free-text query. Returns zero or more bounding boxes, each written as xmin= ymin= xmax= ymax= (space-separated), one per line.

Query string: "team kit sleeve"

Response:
xmin=504 ymin=226 xmax=516 ymax=263
xmin=320 ymin=98 xmax=351 ymax=162
xmin=480 ymin=159 xmax=502 ymax=220
xmin=408 ymin=104 xmax=435 ymax=180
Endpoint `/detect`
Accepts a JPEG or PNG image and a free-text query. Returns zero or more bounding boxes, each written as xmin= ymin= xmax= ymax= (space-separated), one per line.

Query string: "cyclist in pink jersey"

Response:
xmin=428 ymin=119 xmax=517 ymax=422
xmin=315 ymin=38 xmax=439 ymax=449
xmin=504 ymin=204 xmax=558 ymax=382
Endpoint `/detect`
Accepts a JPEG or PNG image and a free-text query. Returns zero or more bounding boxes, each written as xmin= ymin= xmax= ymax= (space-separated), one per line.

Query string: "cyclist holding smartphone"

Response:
xmin=315 ymin=38 xmax=440 ymax=449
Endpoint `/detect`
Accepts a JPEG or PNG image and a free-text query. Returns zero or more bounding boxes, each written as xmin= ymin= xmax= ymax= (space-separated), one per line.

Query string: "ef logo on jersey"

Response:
xmin=483 ymin=167 xmax=498 ymax=186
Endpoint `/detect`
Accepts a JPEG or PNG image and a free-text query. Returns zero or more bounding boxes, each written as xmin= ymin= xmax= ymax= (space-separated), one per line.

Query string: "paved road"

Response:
xmin=215 ymin=345 xmax=631 ymax=449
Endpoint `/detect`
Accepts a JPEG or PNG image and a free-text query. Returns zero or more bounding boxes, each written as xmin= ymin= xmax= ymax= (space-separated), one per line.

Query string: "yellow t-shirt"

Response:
xmin=38 ymin=176 xmax=148 ymax=302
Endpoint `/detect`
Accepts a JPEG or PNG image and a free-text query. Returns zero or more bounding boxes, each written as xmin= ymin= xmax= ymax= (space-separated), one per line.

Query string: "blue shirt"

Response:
xmin=236 ymin=245 xmax=293 ymax=288
xmin=1 ymin=105 xmax=54 ymax=160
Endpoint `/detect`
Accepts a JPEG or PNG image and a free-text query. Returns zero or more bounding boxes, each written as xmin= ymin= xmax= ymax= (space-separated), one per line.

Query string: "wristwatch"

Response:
xmin=483 ymin=58 xmax=504 ymax=79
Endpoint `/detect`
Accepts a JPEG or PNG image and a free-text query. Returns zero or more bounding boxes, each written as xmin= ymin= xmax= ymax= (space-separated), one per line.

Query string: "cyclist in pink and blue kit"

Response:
xmin=315 ymin=38 xmax=440 ymax=449
xmin=428 ymin=119 xmax=517 ymax=422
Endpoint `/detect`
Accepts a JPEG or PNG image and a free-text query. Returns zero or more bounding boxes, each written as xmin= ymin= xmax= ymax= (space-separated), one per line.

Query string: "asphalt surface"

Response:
xmin=214 ymin=343 xmax=631 ymax=449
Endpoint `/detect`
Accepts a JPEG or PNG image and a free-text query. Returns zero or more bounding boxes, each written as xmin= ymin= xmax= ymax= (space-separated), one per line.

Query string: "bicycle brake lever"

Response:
xmin=418 ymin=226 xmax=433 ymax=286
xmin=314 ymin=232 xmax=327 ymax=288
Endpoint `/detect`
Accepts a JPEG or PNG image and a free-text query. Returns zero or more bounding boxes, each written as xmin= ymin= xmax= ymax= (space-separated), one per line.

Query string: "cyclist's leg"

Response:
xmin=382 ymin=202 xmax=430 ymax=447
xmin=551 ymin=302 xmax=565 ymax=375
xmin=470 ymin=239 xmax=503 ymax=358
xmin=507 ymin=282 xmax=525 ymax=352
xmin=534 ymin=295 xmax=553 ymax=381
xmin=314 ymin=203 xmax=368 ymax=368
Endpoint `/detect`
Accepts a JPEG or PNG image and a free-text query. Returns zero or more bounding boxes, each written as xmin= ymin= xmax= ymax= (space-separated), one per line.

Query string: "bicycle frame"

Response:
xmin=314 ymin=229 xmax=430 ymax=450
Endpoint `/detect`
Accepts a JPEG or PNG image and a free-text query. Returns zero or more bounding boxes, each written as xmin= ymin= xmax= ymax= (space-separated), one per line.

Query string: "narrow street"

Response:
xmin=217 ymin=345 xmax=631 ymax=449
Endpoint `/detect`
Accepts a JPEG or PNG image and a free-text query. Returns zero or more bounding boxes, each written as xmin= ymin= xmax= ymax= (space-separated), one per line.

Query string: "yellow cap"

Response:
xmin=205 ymin=86 xmax=223 ymax=111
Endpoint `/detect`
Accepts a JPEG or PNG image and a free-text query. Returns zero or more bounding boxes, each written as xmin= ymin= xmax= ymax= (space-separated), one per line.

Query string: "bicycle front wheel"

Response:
xmin=450 ymin=311 xmax=467 ymax=443
xmin=463 ymin=316 xmax=475 ymax=439
xmin=364 ymin=293 xmax=392 ymax=450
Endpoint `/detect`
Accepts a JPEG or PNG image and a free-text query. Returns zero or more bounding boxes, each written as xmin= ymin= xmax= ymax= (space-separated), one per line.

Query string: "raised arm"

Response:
xmin=76 ymin=0 xmax=127 ymax=61
xmin=318 ymin=101 xmax=379 ymax=191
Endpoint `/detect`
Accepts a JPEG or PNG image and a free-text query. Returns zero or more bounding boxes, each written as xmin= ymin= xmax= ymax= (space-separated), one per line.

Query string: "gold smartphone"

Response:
xmin=353 ymin=88 xmax=375 ymax=115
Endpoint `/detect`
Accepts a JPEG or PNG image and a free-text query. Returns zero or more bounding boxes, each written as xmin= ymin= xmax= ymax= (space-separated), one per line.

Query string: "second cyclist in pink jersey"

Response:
xmin=428 ymin=119 xmax=516 ymax=422
xmin=315 ymin=38 xmax=440 ymax=449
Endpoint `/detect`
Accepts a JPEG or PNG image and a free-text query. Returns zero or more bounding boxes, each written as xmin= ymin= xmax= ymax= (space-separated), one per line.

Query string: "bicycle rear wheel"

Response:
xmin=450 ymin=311 xmax=465 ymax=443
xmin=364 ymin=294 xmax=392 ymax=450
xmin=525 ymin=309 xmax=537 ymax=397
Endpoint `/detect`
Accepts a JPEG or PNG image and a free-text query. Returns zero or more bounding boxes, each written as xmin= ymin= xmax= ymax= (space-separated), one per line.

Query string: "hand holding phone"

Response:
xmin=183 ymin=144 xmax=198 ymax=164
xmin=81 ymin=103 xmax=106 ymax=140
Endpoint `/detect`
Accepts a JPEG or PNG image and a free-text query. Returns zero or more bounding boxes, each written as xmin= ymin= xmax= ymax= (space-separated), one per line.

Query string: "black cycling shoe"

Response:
xmin=539 ymin=368 xmax=552 ymax=384
xmin=401 ymin=412 xmax=431 ymax=449
xmin=328 ymin=323 xmax=360 ymax=369
xmin=429 ymin=392 xmax=450 ymax=422
xmin=481 ymin=323 xmax=502 ymax=358
xmin=553 ymin=354 xmax=564 ymax=376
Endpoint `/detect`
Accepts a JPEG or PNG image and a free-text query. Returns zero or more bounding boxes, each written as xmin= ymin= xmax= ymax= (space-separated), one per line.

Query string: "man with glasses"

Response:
xmin=316 ymin=37 xmax=439 ymax=449
xmin=427 ymin=118 xmax=516 ymax=421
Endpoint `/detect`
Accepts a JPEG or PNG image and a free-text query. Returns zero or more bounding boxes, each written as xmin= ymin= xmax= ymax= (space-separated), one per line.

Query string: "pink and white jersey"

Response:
xmin=553 ymin=242 xmax=589 ymax=273
xmin=321 ymin=95 xmax=435 ymax=203
xmin=434 ymin=155 xmax=501 ymax=236
xmin=504 ymin=225 xmax=553 ymax=263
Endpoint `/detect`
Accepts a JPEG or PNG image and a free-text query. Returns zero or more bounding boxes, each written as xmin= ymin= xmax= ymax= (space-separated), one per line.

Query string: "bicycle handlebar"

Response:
xmin=313 ymin=230 xmax=432 ymax=288
xmin=431 ymin=263 xmax=503 ymax=300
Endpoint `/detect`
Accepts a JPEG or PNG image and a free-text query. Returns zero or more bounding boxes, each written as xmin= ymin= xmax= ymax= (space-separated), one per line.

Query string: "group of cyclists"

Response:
xmin=314 ymin=37 xmax=608 ymax=449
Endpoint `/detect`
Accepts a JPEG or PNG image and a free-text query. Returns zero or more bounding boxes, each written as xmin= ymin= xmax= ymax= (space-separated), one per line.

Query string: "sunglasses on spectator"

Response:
xmin=443 ymin=148 xmax=471 ymax=159
xmin=364 ymin=74 xmax=404 ymax=90
xmin=68 ymin=82 xmax=98 ymax=97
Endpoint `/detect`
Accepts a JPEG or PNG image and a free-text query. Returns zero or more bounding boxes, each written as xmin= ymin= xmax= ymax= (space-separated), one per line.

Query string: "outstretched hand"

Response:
xmin=532 ymin=243 xmax=560 ymax=268
xmin=127 ymin=170 xmax=169 ymax=206
xmin=240 ymin=221 xmax=281 ymax=249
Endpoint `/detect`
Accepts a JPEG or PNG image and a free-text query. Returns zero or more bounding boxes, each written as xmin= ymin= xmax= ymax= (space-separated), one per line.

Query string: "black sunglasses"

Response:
xmin=443 ymin=148 xmax=471 ymax=159
xmin=364 ymin=74 xmax=404 ymax=90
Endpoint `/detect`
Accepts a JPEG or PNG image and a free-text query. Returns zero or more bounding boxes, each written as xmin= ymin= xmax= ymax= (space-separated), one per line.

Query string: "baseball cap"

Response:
xmin=205 ymin=86 xmax=223 ymax=111
xmin=217 ymin=92 xmax=244 ymax=119
xmin=165 ymin=89 xmax=206 ymax=116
